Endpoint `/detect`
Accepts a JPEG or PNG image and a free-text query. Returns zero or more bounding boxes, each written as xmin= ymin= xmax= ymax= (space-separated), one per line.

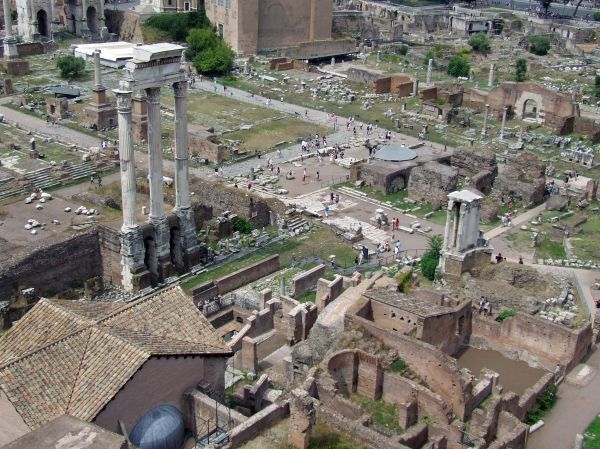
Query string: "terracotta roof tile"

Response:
xmin=0 ymin=286 xmax=231 ymax=430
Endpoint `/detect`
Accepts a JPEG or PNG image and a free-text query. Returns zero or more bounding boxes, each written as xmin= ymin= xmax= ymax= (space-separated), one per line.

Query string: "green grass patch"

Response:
xmin=350 ymin=394 xmax=404 ymax=435
xmin=536 ymin=237 xmax=566 ymax=260
xmin=305 ymin=421 xmax=363 ymax=449
xmin=295 ymin=290 xmax=317 ymax=303
xmin=584 ymin=415 xmax=600 ymax=449
xmin=180 ymin=226 xmax=357 ymax=292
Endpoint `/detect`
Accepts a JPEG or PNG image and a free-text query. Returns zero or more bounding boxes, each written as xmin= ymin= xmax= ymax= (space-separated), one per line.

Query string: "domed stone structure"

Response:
xmin=129 ymin=405 xmax=185 ymax=449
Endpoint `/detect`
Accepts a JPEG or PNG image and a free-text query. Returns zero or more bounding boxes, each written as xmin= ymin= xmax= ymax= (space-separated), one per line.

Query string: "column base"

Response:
xmin=149 ymin=216 xmax=176 ymax=282
xmin=174 ymin=206 xmax=201 ymax=270
xmin=1 ymin=58 xmax=30 ymax=76
xmin=120 ymin=226 xmax=152 ymax=293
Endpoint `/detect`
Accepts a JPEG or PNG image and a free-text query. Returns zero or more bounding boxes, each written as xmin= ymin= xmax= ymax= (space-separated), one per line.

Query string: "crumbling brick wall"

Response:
xmin=407 ymin=161 xmax=458 ymax=208
xmin=0 ymin=231 xmax=102 ymax=302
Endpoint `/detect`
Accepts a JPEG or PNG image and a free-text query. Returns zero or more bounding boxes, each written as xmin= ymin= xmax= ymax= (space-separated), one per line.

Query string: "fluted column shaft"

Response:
xmin=173 ymin=81 xmax=190 ymax=210
xmin=146 ymin=87 xmax=164 ymax=221
xmin=115 ymin=88 xmax=137 ymax=230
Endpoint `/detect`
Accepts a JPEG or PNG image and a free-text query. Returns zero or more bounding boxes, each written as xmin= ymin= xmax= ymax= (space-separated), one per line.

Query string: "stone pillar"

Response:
xmin=456 ymin=203 xmax=466 ymax=251
xmin=488 ymin=63 xmax=495 ymax=87
xmin=481 ymin=104 xmax=489 ymax=138
xmin=2 ymin=0 xmax=18 ymax=58
xmin=331 ymin=57 xmax=335 ymax=68
xmin=115 ymin=86 xmax=150 ymax=292
xmin=288 ymin=389 xmax=315 ymax=449
xmin=115 ymin=88 xmax=137 ymax=230
xmin=173 ymin=81 xmax=200 ymax=270
xmin=443 ymin=200 xmax=454 ymax=250
xmin=519 ymin=125 xmax=524 ymax=143
xmin=80 ymin=0 xmax=90 ymax=35
xmin=146 ymin=86 xmax=175 ymax=281
xmin=426 ymin=58 xmax=433 ymax=84
xmin=500 ymin=106 xmax=507 ymax=140
xmin=412 ymin=78 xmax=419 ymax=96
xmin=93 ymin=50 xmax=102 ymax=89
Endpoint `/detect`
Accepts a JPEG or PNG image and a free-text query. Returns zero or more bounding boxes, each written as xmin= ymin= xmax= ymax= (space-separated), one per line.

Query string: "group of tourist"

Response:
xmin=478 ymin=296 xmax=493 ymax=316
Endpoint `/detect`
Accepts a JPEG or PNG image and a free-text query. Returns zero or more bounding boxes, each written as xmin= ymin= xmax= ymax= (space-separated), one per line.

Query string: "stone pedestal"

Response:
xmin=120 ymin=227 xmax=151 ymax=292
xmin=174 ymin=207 xmax=201 ymax=270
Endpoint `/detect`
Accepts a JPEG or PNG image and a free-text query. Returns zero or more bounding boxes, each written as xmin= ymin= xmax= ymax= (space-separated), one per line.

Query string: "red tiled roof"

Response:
xmin=0 ymin=286 xmax=231 ymax=429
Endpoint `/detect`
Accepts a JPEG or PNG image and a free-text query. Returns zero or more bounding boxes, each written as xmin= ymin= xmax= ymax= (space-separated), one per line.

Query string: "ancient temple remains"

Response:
xmin=115 ymin=44 xmax=200 ymax=292
xmin=84 ymin=50 xmax=117 ymax=131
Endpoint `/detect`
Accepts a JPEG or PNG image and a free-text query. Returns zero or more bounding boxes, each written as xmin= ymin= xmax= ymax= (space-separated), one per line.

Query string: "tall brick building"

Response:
xmin=205 ymin=0 xmax=333 ymax=55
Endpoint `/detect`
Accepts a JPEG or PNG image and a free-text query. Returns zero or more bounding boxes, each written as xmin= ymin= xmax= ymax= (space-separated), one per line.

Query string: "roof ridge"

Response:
xmin=65 ymin=328 xmax=94 ymax=413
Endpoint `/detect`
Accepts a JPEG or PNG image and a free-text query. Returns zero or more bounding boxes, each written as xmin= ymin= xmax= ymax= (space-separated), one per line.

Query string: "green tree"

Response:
xmin=426 ymin=234 xmax=443 ymax=256
xmin=194 ymin=43 xmax=235 ymax=74
xmin=56 ymin=55 xmax=85 ymax=80
xmin=594 ymin=75 xmax=600 ymax=98
xmin=515 ymin=58 xmax=527 ymax=82
xmin=420 ymin=234 xmax=443 ymax=281
xmin=143 ymin=9 xmax=209 ymax=42
xmin=447 ymin=55 xmax=470 ymax=78
xmin=468 ymin=33 xmax=491 ymax=54
xmin=185 ymin=28 xmax=218 ymax=60
xmin=594 ymin=11 xmax=600 ymax=21
xmin=528 ymin=35 xmax=551 ymax=55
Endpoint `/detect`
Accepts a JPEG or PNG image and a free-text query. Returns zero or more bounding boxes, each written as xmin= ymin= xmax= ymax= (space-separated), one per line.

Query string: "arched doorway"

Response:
xmin=523 ymin=99 xmax=538 ymax=120
xmin=70 ymin=14 xmax=77 ymax=34
xmin=86 ymin=6 xmax=97 ymax=34
xmin=36 ymin=10 xmax=48 ymax=37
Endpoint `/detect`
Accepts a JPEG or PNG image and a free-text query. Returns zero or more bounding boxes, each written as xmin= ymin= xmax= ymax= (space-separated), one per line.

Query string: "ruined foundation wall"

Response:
xmin=471 ymin=314 xmax=592 ymax=371
xmin=0 ymin=231 xmax=103 ymax=301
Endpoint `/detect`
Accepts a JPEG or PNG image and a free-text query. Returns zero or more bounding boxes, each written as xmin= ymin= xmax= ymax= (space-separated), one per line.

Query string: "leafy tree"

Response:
xmin=143 ymin=9 xmax=209 ymax=42
xmin=420 ymin=234 xmax=443 ymax=281
xmin=468 ymin=33 xmax=491 ymax=54
xmin=56 ymin=55 xmax=85 ymax=80
xmin=515 ymin=58 xmax=527 ymax=82
xmin=528 ymin=35 xmax=551 ymax=56
xmin=447 ymin=55 xmax=470 ymax=78
xmin=186 ymin=28 xmax=235 ymax=75
xmin=594 ymin=75 xmax=600 ymax=98
xmin=426 ymin=234 xmax=443 ymax=256
xmin=539 ymin=0 xmax=552 ymax=13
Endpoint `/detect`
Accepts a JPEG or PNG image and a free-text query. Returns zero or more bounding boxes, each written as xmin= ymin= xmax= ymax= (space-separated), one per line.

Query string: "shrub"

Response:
xmin=420 ymin=253 xmax=439 ymax=281
xmin=395 ymin=269 xmax=413 ymax=293
xmin=56 ymin=55 xmax=85 ymax=80
xmin=396 ymin=44 xmax=409 ymax=56
xmin=469 ymin=33 xmax=491 ymax=54
xmin=528 ymin=35 xmax=551 ymax=56
xmin=391 ymin=358 xmax=408 ymax=374
xmin=515 ymin=58 xmax=527 ymax=82
xmin=426 ymin=234 xmax=443 ymax=256
xmin=594 ymin=11 xmax=600 ymax=21
xmin=447 ymin=55 xmax=470 ymax=78
xmin=232 ymin=216 xmax=253 ymax=234
xmin=594 ymin=75 xmax=600 ymax=98
xmin=495 ymin=309 xmax=517 ymax=322
xmin=525 ymin=384 xmax=557 ymax=424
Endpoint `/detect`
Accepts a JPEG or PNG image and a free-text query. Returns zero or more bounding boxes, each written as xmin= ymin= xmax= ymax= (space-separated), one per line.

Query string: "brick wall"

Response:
xmin=0 ymin=231 xmax=102 ymax=302
xmin=229 ymin=402 xmax=290 ymax=448
xmin=292 ymin=264 xmax=326 ymax=297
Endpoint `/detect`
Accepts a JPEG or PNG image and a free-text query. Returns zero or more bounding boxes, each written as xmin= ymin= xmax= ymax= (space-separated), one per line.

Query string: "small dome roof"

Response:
xmin=129 ymin=405 xmax=185 ymax=449
xmin=374 ymin=145 xmax=417 ymax=162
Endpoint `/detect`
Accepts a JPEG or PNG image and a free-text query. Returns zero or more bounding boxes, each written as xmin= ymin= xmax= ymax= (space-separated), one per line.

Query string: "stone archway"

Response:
xmin=86 ymin=6 xmax=98 ymax=34
xmin=523 ymin=99 xmax=538 ymax=120
xmin=36 ymin=9 xmax=49 ymax=37
xmin=515 ymin=91 xmax=544 ymax=123
xmin=70 ymin=14 xmax=77 ymax=34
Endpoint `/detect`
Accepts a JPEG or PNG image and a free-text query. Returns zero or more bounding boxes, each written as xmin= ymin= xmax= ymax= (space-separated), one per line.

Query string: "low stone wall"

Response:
xmin=516 ymin=372 xmax=554 ymax=421
xmin=487 ymin=412 xmax=528 ymax=449
xmin=190 ymin=255 xmax=280 ymax=300
xmin=346 ymin=300 xmax=469 ymax=419
xmin=292 ymin=264 xmax=326 ymax=297
xmin=228 ymin=401 xmax=290 ymax=449
xmin=471 ymin=314 xmax=592 ymax=371
xmin=0 ymin=231 xmax=102 ymax=302
xmin=189 ymin=133 xmax=229 ymax=163
xmin=0 ymin=41 xmax=58 ymax=58
xmin=316 ymin=275 xmax=344 ymax=312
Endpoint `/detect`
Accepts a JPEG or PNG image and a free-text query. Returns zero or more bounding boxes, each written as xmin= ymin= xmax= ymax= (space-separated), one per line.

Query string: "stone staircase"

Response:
xmin=0 ymin=162 xmax=101 ymax=202
xmin=286 ymin=214 xmax=309 ymax=233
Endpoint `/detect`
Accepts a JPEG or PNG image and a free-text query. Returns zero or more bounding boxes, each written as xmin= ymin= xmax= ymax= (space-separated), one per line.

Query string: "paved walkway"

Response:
xmin=528 ymin=347 xmax=600 ymax=449
xmin=483 ymin=203 xmax=546 ymax=241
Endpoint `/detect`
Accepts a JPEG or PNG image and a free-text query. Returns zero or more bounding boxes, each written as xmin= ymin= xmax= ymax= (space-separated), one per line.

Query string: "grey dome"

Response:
xmin=130 ymin=405 xmax=185 ymax=449
xmin=374 ymin=145 xmax=417 ymax=162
